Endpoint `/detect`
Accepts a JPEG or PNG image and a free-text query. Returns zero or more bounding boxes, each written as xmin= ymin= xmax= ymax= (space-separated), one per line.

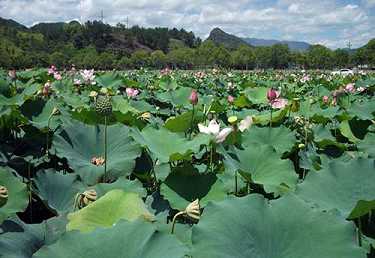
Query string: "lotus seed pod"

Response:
xmin=185 ymin=199 xmax=200 ymax=220
xmin=82 ymin=189 xmax=97 ymax=207
xmin=228 ymin=116 xmax=238 ymax=125
xmin=95 ymin=95 xmax=112 ymax=116
xmin=100 ymin=87 xmax=109 ymax=94
xmin=0 ymin=186 xmax=9 ymax=207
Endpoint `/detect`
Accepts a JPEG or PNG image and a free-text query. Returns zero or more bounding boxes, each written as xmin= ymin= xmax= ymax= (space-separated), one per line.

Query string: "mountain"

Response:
xmin=206 ymin=27 xmax=311 ymax=51
xmin=0 ymin=17 xmax=27 ymax=30
xmin=207 ymin=28 xmax=250 ymax=49
xmin=242 ymin=38 xmax=311 ymax=51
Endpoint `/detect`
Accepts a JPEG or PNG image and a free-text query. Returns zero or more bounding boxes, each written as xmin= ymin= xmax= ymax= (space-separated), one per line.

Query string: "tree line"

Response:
xmin=0 ymin=19 xmax=374 ymax=70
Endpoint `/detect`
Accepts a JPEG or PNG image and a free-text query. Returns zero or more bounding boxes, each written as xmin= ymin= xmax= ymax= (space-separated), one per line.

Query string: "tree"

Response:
xmin=212 ymin=45 xmax=231 ymax=68
xmin=270 ymin=44 xmax=290 ymax=69
xmin=306 ymin=45 xmax=334 ymax=69
xmin=333 ymin=49 xmax=349 ymax=68
xmin=231 ymin=45 xmax=255 ymax=69
xmin=131 ymin=50 xmax=150 ymax=68
xmin=150 ymin=50 xmax=167 ymax=69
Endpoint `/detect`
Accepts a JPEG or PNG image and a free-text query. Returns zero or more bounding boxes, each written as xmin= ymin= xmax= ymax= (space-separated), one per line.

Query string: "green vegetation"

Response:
xmin=1 ymin=17 xmax=374 ymax=70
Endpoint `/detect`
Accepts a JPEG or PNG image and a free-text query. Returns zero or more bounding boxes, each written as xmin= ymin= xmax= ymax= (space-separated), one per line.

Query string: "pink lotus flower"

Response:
xmin=345 ymin=83 xmax=355 ymax=93
xmin=48 ymin=65 xmax=56 ymax=75
xmin=126 ymin=88 xmax=139 ymax=98
xmin=300 ymin=75 xmax=310 ymax=83
xmin=198 ymin=120 xmax=232 ymax=143
xmin=357 ymin=86 xmax=365 ymax=93
xmin=322 ymin=96 xmax=329 ymax=104
xmin=227 ymin=95 xmax=235 ymax=104
xmin=53 ymin=72 xmax=62 ymax=80
xmin=267 ymin=89 xmax=288 ymax=109
xmin=160 ymin=67 xmax=172 ymax=76
xmin=189 ymin=90 xmax=198 ymax=105
xmin=74 ymin=79 xmax=81 ymax=85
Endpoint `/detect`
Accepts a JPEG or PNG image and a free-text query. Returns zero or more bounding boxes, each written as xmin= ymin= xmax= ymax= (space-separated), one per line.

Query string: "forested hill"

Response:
xmin=0 ymin=17 xmax=200 ymax=69
xmin=0 ymin=17 xmax=374 ymax=70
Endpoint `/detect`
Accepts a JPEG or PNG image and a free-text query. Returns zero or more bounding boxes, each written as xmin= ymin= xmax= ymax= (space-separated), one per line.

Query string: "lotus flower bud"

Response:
xmin=185 ymin=199 xmax=200 ymax=220
xmin=189 ymin=90 xmax=198 ymax=105
xmin=298 ymin=143 xmax=305 ymax=149
xmin=0 ymin=186 xmax=8 ymax=207
xmin=8 ymin=70 xmax=16 ymax=80
xmin=227 ymin=95 xmax=235 ymax=104
xmin=322 ymin=96 xmax=329 ymax=104
xmin=267 ymin=88 xmax=277 ymax=102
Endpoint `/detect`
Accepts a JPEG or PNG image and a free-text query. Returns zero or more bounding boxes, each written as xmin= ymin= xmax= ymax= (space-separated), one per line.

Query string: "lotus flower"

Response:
xmin=160 ymin=67 xmax=172 ymax=76
xmin=189 ymin=90 xmax=198 ymax=105
xmin=8 ymin=69 xmax=16 ymax=80
xmin=126 ymin=88 xmax=139 ymax=98
xmin=42 ymin=81 xmax=52 ymax=96
xmin=74 ymin=79 xmax=81 ymax=85
xmin=267 ymin=89 xmax=288 ymax=109
xmin=54 ymin=72 xmax=62 ymax=80
xmin=80 ymin=69 xmax=96 ymax=85
xmin=357 ymin=86 xmax=365 ymax=93
xmin=48 ymin=65 xmax=56 ymax=75
xmin=322 ymin=96 xmax=329 ymax=104
xmin=238 ymin=116 xmax=253 ymax=132
xmin=345 ymin=83 xmax=355 ymax=93
xmin=227 ymin=95 xmax=235 ymax=104
xmin=198 ymin=120 xmax=232 ymax=143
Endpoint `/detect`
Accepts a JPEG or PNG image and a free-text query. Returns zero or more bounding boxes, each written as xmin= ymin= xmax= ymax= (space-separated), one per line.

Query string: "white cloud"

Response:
xmin=0 ymin=0 xmax=373 ymax=48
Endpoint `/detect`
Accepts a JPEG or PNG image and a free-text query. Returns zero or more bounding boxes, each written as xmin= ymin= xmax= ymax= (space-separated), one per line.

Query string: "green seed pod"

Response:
xmin=95 ymin=95 xmax=112 ymax=116
xmin=0 ymin=186 xmax=9 ymax=207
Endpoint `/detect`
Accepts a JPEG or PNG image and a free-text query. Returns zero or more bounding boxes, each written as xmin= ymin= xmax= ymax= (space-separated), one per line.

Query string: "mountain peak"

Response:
xmin=207 ymin=27 xmax=249 ymax=49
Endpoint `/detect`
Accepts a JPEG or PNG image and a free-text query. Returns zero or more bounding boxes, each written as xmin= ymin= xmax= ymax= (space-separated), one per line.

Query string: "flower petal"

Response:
xmin=208 ymin=120 xmax=220 ymax=135
xmin=271 ymin=98 xmax=288 ymax=109
xmin=238 ymin=116 xmax=253 ymax=132
xmin=198 ymin=124 xmax=211 ymax=135
xmin=215 ymin=128 xmax=233 ymax=143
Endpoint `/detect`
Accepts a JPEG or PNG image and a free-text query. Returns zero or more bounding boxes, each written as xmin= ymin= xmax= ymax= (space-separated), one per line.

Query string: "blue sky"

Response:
xmin=0 ymin=0 xmax=374 ymax=48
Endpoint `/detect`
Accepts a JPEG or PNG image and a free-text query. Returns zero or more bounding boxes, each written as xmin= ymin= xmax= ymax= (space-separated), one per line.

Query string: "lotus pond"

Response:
xmin=0 ymin=67 xmax=375 ymax=258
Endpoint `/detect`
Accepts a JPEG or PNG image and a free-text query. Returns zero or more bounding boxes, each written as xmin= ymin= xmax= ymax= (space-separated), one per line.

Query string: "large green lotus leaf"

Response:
xmin=34 ymin=170 xmax=85 ymax=214
xmin=33 ymin=220 xmax=188 ymax=258
xmin=95 ymin=73 xmax=123 ymax=89
xmin=53 ymin=119 xmax=141 ymax=185
xmin=312 ymin=106 xmax=340 ymax=121
xmin=348 ymin=101 xmax=375 ymax=120
xmin=253 ymin=108 xmax=287 ymax=126
xmin=339 ymin=120 xmax=360 ymax=143
xmin=67 ymin=189 xmax=154 ymax=233
xmin=313 ymin=125 xmax=345 ymax=149
xmin=131 ymin=126 xmax=210 ymax=163
xmin=160 ymin=165 xmax=227 ymax=210
xmin=112 ymin=96 xmax=140 ymax=115
xmin=94 ymin=177 xmax=147 ymax=198
xmin=30 ymin=100 xmax=62 ymax=130
xmin=0 ymin=216 xmax=67 ymax=258
xmin=0 ymin=167 xmax=28 ymax=223
xmin=357 ymin=133 xmax=375 ymax=157
xmin=236 ymin=144 xmax=298 ymax=194
xmin=157 ymin=87 xmax=192 ymax=107
xmin=296 ymin=158 xmax=375 ymax=219
xmin=244 ymin=87 xmax=268 ymax=104
xmin=191 ymin=194 xmax=365 ymax=258
xmin=241 ymin=126 xmax=296 ymax=154
xmin=164 ymin=110 xmax=203 ymax=133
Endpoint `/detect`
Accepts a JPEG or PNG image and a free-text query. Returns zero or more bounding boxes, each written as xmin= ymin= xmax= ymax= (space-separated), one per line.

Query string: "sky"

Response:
xmin=0 ymin=0 xmax=374 ymax=49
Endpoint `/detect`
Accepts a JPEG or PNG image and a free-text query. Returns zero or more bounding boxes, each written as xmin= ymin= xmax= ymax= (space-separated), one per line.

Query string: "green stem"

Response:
xmin=171 ymin=211 xmax=185 ymax=234
xmin=235 ymin=171 xmax=238 ymax=196
xmin=270 ymin=108 xmax=273 ymax=128
xmin=104 ymin=116 xmax=108 ymax=182
xmin=189 ymin=105 xmax=195 ymax=140
xmin=28 ymin=163 xmax=32 ymax=222
xmin=46 ymin=115 xmax=53 ymax=157
xmin=357 ymin=217 xmax=362 ymax=247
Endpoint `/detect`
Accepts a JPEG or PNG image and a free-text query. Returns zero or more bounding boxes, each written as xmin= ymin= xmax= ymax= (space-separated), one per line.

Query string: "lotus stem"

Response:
xmin=104 ymin=116 xmax=108 ymax=182
xmin=270 ymin=108 xmax=273 ymax=128
xmin=171 ymin=211 xmax=185 ymax=234
xmin=357 ymin=217 xmax=362 ymax=247
xmin=189 ymin=105 xmax=195 ymax=140
xmin=235 ymin=171 xmax=238 ymax=196
xmin=28 ymin=162 xmax=32 ymax=221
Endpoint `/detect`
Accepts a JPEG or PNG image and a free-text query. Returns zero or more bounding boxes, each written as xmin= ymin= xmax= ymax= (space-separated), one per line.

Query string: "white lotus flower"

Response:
xmin=238 ymin=116 xmax=253 ymax=132
xmin=198 ymin=120 xmax=232 ymax=143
